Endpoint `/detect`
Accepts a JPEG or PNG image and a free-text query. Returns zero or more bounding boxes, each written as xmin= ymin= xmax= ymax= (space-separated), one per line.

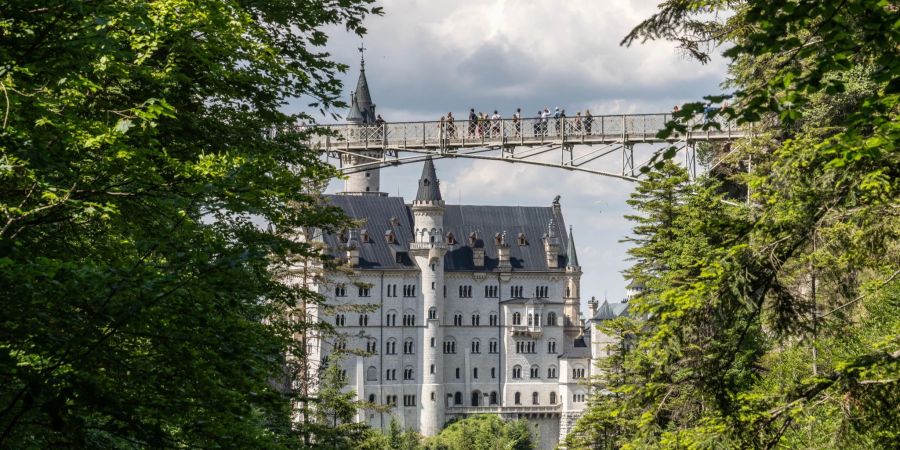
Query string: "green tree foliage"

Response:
xmin=570 ymin=1 xmax=899 ymax=448
xmin=0 ymin=0 xmax=380 ymax=447
xmin=424 ymin=415 xmax=536 ymax=450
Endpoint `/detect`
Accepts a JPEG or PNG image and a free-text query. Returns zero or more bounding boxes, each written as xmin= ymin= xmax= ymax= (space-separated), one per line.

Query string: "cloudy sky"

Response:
xmin=289 ymin=0 xmax=730 ymax=307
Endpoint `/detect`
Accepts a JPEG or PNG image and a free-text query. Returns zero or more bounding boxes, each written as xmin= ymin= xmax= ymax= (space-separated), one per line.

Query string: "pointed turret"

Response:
xmin=415 ymin=156 xmax=442 ymax=203
xmin=566 ymin=225 xmax=579 ymax=268
xmin=347 ymin=49 xmax=375 ymax=124
xmin=340 ymin=47 xmax=384 ymax=195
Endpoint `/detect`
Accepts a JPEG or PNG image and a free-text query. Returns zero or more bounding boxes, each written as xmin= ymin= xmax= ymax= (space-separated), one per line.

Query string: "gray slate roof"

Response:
xmin=346 ymin=62 xmax=375 ymax=123
xmin=322 ymin=195 xmax=575 ymax=272
xmin=590 ymin=300 xmax=630 ymax=321
xmin=415 ymin=157 xmax=442 ymax=202
xmin=561 ymin=335 xmax=591 ymax=359
xmin=566 ymin=226 xmax=579 ymax=268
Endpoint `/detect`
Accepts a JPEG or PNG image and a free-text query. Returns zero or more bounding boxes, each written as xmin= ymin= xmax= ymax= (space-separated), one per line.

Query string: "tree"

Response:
xmin=571 ymin=1 xmax=899 ymax=448
xmin=0 ymin=0 xmax=380 ymax=447
xmin=423 ymin=415 xmax=536 ymax=450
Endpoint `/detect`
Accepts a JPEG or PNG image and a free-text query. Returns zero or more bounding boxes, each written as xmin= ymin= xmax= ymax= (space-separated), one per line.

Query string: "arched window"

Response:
xmin=403 ymin=338 xmax=414 ymax=354
xmin=369 ymin=393 xmax=376 ymax=403
xmin=490 ymin=391 xmax=498 ymax=405
xmin=532 ymin=392 xmax=539 ymax=405
xmin=386 ymin=338 xmax=396 ymax=354
xmin=428 ymin=307 xmax=437 ymax=320
xmin=471 ymin=313 xmax=480 ymax=326
xmin=512 ymin=312 xmax=521 ymax=325
xmin=447 ymin=232 xmax=456 ymax=245
xmin=471 ymin=339 xmax=480 ymax=354
xmin=528 ymin=313 xmax=533 ymax=326
xmin=512 ymin=365 xmax=522 ymax=379
xmin=530 ymin=365 xmax=540 ymax=379
xmin=548 ymin=365 xmax=558 ymax=379
xmin=454 ymin=392 xmax=462 ymax=405
xmin=443 ymin=337 xmax=457 ymax=354
xmin=366 ymin=366 xmax=378 ymax=381
xmin=471 ymin=391 xmax=481 ymax=406
xmin=547 ymin=339 xmax=557 ymax=354
xmin=514 ymin=392 xmax=521 ymax=405
xmin=549 ymin=392 xmax=557 ymax=405
xmin=547 ymin=312 xmax=557 ymax=326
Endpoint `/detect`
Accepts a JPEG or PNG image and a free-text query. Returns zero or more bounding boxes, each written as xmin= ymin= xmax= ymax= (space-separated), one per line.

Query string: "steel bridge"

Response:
xmin=297 ymin=113 xmax=748 ymax=181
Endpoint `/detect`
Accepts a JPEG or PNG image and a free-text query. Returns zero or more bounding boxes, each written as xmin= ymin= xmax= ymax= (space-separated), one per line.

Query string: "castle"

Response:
xmin=302 ymin=58 xmax=628 ymax=449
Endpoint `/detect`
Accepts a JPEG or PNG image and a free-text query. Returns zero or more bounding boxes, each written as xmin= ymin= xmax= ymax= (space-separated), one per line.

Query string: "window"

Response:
xmin=489 ymin=339 xmax=498 ymax=353
xmin=547 ymin=339 xmax=557 ymax=354
xmin=510 ymin=285 xmax=523 ymax=298
xmin=368 ymin=393 xmax=376 ymax=403
xmin=471 ymin=339 xmax=480 ymax=354
xmin=490 ymin=391 xmax=498 ymax=405
xmin=491 ymin=367 xmax=496 ymax=379
xmin=455 ymin=368 xmax=460 ymax=379
xmin=489 ymin=313 xmax=498 ymax=326
xmin=366 ymin=366 xmax=378 ymax=381
xmin=403 ymin=367 xmax=414 ymax=380
xmin=454 ymin=392 xmax=462 ymax=405
xmin=527 ymin=313 xmax=533 ymax=326
xmin=471 ymin=313 xmax=480 ymax=326
xmin=447 ymin=232 xmax=456 ymax=245
xmin=402 ymin=284 xmax=417 ymax=297
xmin=430 ymin=364 xmax=435 ymax=374
xmin=573 ymin=367 xmax=586 ymax=379
xmin=385 ymin=230 xmax=396 ymax=244
xmin=573 ymin=393 xmax=586 ymax=403
xmin=358 ymin=285 xmax=370 ymax=297
xmin=385 ymin=395 xmax=397 ymax=406
xmin=335 ymin=284 xmax=347 ymax=297
xmin=484 ymin=285 xmax=498 ymax=298
xmin=386 ymin=312 xmax=397 ymax=327
xmin=431 ymin=392 xmax=436 ymax=401
xmin=530 ymin=365 xmax=540 ymax=379
xmin=403 ymin=339 xmax=414 ymax=354
xmin=402 ymin=313 xmax=415 ymax=327
xmin=548 ymin=366 xmax=558 ymax=379
xmin=473 ymin=368 xmax=478 ymax=379
xmin=403 ymin=395 xmax=416 ymax=406
xmin=453 ymin=313 xmax=463 ymax=326
xmin=385 ymin=339 xmax=396 ymax=354
xmin=550 ymin=392 xmax=557 ymax=404
xmin=430 ymin=337 xmax=435 ymax=347
xmin=512 ymin=365 xmax=522 ymax=379
xmin=428 ymin=307 xmax=437 ymax=320
xmin=536 ymin=286 xmax=549 ymax=298
xmin=532 ymin=392 xmax=539 ymax=405
xmin=546 ymin=312 xmax=557 ymax=326
xmin=385 ymin=369 xmax=396 ymax=381
xmin=443 ymin=338 xmax=456 ymax=354
xmin=334 ymin=340 xmax=347 ymax=351
xmin=361 ymin=230 xmax=369 ymax=243
xmin=358 ymin=314 xmax=369 ymax=326
xmin=340 ymin=369 xmax=347 ymax=380
xmin=514 ymin=392 xmax=521 ymax=405
xmin=366 ymin=339 xmax=377 ymax=354
xmin=512 ymin=312 xmax=521 ymax=325
xmin=515 ymin=341 xmax=536 ymax=354
xmin=335 ymin=314 xmax=345 ymax=326
xmin=458 ymin=285 xmax=472 ymax=298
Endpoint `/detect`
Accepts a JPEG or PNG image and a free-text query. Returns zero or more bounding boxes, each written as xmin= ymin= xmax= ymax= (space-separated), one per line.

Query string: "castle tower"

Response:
xmin=340 ymin=48 xmax=385 ymax=196
xmin=408 ymin=157 xmax=445 ymax=435
xmin=563 ymin=226 xmax=582 ymax=338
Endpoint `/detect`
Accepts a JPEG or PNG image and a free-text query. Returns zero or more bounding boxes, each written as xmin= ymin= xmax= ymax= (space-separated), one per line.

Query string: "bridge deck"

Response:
xmin=304 ymin=114 xmax=745 ymax=151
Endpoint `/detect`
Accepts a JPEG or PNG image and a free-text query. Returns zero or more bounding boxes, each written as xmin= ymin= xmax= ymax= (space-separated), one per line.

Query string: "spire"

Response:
xmin=352 ymin=44 xmax=374 ymax=123
xmin=566 ymin=225 xmax=579 ymax=268
xmin=415 ymin=156 xmax=442 ymax=202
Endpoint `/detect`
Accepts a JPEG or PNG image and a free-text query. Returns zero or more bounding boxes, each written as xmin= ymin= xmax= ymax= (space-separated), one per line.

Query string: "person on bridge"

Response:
xmin=375 ymin=114 xmax=385 ymax=140
xmin=541 ymin=108 xmax=550 ymax=136
xmin=447 ymin=112 xmax=456 ymax=138
xmin=513 ymin=108 xmax=522 ymax=137
xmin=574 ymin=111 xmax=583 ymax=134
xmin=584 ymin=110 xmax=593 ymax=135
xmin=491 ymin=110 xmax=501 ymax=137
xmin=553 ymin=107 xmax=561 ymax=135
xmin=468 ymin=108 xmax=477 ymax=137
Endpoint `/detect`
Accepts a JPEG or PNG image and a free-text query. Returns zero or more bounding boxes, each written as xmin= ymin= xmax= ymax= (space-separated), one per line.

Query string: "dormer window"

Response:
xmin=468 ymin=232 xmax=477 ymax=246
xmin=447 ymin=232 xmax=456 ymax=245
xmin=390 ymin=217 xmax=400 ymax=227
xmin=384 ymin=230 xmax=396 ymax=244
xmin=423 ymin=179 xmax=431 ymax=186
xmin=361 ymin=229 xmax=369 ymax=243
xmin=338 ymin=229 xmax=348 ymax=243
xmin=495 ymin=233 xmax=503 ymax=245
xmin=517 ymin=233 xmax=527 ymax=246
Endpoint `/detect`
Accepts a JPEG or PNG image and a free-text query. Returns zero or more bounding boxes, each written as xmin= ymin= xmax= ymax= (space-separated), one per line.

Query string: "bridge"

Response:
xmin=296 ymin=113 xmax=749 ymax=181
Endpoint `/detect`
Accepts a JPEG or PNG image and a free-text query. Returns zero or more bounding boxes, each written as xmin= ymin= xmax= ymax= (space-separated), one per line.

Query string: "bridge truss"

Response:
xmin=297 ymin=114 xmax=748 ymax=182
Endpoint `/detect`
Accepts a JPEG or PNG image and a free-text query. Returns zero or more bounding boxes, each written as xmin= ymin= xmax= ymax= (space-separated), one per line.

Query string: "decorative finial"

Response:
xmin=358 ymin=41 xmax=366 ymax=69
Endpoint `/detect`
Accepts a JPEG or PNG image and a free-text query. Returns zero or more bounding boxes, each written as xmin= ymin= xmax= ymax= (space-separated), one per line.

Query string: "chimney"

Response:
xmin=544 ymin=219 xmax=560 ymax=269
xmin=588 ymin=296 xmax=598 ymax=318
xmin=346 ymin=229 xmax=360 ymax=267
xmin=470 ymin=232 xmax=484 ymax=268
xmin=497 ymin=231 xmax=511 ymax=270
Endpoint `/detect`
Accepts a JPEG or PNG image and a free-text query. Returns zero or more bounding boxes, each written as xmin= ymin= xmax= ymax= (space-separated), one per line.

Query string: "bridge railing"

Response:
xmin=298 ymin=113 xmax=742 ymax=150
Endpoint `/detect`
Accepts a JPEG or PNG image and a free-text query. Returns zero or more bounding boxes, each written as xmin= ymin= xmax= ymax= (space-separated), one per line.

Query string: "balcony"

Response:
xmin=446 ymin=405 xmax=561 ymax=415
xmin=408 ymin=242 xmax=446 ymax=251
xmin=510 ymin=325 xmax=543 ymax=338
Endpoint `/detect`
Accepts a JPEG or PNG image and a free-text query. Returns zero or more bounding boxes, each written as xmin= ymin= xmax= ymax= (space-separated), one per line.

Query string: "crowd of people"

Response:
xmin=437 ymin=107 xmax=596 ymax=139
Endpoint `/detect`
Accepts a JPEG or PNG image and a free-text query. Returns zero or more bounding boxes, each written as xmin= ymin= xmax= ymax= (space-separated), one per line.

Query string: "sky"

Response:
xmin=288 ymin=0 xmax=730 ymax=307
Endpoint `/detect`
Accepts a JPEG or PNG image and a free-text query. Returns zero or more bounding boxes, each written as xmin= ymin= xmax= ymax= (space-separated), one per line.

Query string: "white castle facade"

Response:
xmin=299 ymin=60 xmax=627 ymax=449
